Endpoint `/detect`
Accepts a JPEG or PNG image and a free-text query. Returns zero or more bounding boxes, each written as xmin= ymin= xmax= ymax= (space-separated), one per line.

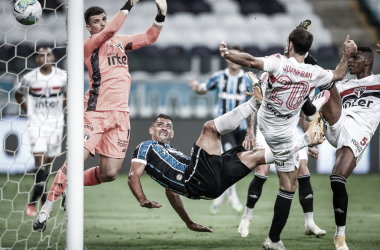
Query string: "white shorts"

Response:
xmin=257 ymin=124 xmax=300 ymax=172
xmin=324 ymin=110 xmax=370 ymax=164
xmin=29 ymin=126 xmax=63 ymax=158
xmin=256 ymin=126 xmax=308 ymax=161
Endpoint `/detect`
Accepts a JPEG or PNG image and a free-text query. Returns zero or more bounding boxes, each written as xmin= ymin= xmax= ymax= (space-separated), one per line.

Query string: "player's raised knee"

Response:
xmin=202 ymin=121 xmax=219 ymax=136
xmin=101 ymin=168 xmax=119 ymax=182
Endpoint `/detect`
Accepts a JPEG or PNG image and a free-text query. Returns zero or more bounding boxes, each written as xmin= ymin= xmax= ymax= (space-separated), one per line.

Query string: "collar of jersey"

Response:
xmin=354 ymin=74 xmax=374 ymax=82
xmin=224 ymin=68 xmax=244 ymax=77
xmin=289 ymin=56 xmax=305 ymax=65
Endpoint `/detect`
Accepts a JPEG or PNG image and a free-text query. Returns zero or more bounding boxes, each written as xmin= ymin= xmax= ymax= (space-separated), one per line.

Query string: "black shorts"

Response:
xmin=184 ymin=144 xmax=251 ymax=200
xmin=221 ymin=128 xmax=246 ymax=152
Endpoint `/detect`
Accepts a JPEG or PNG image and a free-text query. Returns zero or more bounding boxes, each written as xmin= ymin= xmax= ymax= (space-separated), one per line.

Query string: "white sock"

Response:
xmin=304 ymin=212 xmax=315 ymax=227
xmin=227 ymin=184 xmax=239 ymax=204
xmin=42 ymin=199 xmax=54 ymax=212
xmin=297 ymin=132 xmax=311 ymax=149
xmin=264 ymin=147 xmax=274 ymax=164
xmin=335 ymin=225 xmax=346 ymax=237
xmin=212 ymin=191 xmax=226 ymax=207
xmin=312 ymin=92 xmax=328 ymax=111
xmin=214 ymin=101 xmax=256 ymax=135
xmin=243 ymin=207 xmax=253 ymax=221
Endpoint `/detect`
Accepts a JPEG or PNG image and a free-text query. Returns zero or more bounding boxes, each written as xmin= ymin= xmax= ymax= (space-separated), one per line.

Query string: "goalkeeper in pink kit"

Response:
xmin=33 ymin=0 xmax=167 ymax=231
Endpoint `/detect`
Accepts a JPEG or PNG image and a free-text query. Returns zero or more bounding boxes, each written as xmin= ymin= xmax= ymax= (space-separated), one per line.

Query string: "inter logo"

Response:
xmin=354 ymin=86 xmax=366 ymax=98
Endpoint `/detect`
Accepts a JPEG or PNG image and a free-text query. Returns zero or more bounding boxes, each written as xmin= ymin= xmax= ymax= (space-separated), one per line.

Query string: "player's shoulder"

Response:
xmin=23 ymin=68 xmax=38 ymax=79
xmin=55 ymin=67 xmax=67 ymax=74
xmin=211 ymin=70 xmax=225 ymax=78
xmin=139 ymin=140 xmax=156 ymax=148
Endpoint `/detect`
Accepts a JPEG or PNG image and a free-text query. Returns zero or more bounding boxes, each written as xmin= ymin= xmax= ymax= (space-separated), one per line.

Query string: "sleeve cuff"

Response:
xmin=132 ymin=158 xmax=147 ymax=165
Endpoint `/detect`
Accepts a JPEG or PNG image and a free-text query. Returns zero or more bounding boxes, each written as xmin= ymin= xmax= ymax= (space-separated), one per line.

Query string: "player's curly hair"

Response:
xmin=288 ymin=28 xmax=313 ymax=56
xmin=84 ymin=6 xmax=106 ymax=25
xmin=153 ymin=114 xmax=173 ymax=124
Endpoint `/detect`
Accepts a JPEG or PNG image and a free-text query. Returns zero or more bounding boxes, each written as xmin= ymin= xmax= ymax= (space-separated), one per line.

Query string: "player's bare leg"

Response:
xmin=331 ymin=147 xmax=356 ymax=250
xmin=298 ymin=160 xmax=326 ymax=237
xmin=321 ymin=86 xmax=342 ymax=126
xmin=98 ymin=155 xmax=124 ymax=182
xmin=238 ymin=164 xmax=269 ymax=237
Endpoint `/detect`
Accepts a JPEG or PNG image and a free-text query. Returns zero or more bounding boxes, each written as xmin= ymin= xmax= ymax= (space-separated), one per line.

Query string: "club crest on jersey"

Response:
xmin=176 ymin=174 xmax=183 ymax=181
xmin=354 ymin=86 xmax=366 ymax=98
xmin=115 ymin=43 xmax=124 ymax=52
xmin=84 ymin=133 xmax=91 ymax=141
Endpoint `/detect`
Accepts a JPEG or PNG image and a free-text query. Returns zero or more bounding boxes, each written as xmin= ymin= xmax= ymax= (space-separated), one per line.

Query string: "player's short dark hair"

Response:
xmin=84 ymin=6 xmax=106 ymax=25
xmin=230 ymin=45 xmax=244 ymax=52
xmin=288 ymin=28 xmax=313 ymax=56
xmin=357 ymin=46 xmax=373 ymax=59
xmin=153 ymin=114 xmax=173 ymax=124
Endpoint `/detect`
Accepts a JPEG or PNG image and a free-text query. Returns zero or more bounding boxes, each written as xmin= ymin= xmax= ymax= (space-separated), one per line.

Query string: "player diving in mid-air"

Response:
xmin=318 ymin=45 xmax=380 ymax=250
xmin=33 ymin=0 xmax=167 ymax=231
xmin=128 ymin=98 xmax=324 ymax=233
xmin=218 ymin=28 xmax=357 ymax=249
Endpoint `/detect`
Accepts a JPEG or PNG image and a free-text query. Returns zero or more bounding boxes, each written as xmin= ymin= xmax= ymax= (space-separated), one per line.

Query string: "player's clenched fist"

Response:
xmin=342 ymin=35 xmax=357 ymax=55
xmin=219 ymin=41 xmax=229 ymax=58
xmin=155 ymin=0 xmax=167 ymax=16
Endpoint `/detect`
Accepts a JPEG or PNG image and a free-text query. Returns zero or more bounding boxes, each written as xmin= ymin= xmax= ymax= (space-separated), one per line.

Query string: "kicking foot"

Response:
xmin=334 ymin=235 xmax=349 ymax=250
xmin=307 ymin=111 xmax=325 ymax=146
xmin=262 ymin=236 xmax=286 ymax=250
xmin=26 ymin=204 xmax=37 ymax=217
xmin=306 ymin=90 xmax=330 ymax=122
xmin=245 ymin=72 xmax=263 ymax=110
xmin=61 ymin=188 xmax=67 ymax=211
xmin=33 ymin=209 xmax=50 ymax=232
xmin=297 ymin=19 xmax=312 ymax=31
xmin=305 ymin=223 xmax=326 ymax=238
xmin=238 ymin=218 xmax=251 ymax=237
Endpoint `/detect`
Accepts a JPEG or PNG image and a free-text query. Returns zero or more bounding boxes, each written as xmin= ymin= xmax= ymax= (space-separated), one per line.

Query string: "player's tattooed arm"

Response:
xmin=332 ymin=35 xmax=357 ymax=82
xmin=128 ymin=161 xmax=162 ymax=208
xmin=219 ymin=41 xmax=264 ymax=70
xmin=15 ymin=92 xmax=27 ymax=113
xmin=243 ymin=111 xmax=257 ymax=150
xmin=165 ymin=190 xmax=213 ymax=233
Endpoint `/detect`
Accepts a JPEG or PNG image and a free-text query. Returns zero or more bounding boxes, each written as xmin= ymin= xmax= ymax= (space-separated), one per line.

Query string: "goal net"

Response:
xmin=0 ymin=0 xmax=70 ymax=249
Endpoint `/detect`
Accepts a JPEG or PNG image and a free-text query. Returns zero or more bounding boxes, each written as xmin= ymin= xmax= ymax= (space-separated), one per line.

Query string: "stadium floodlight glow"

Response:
xmin=66 ymin=0 xmax=84 ymax=249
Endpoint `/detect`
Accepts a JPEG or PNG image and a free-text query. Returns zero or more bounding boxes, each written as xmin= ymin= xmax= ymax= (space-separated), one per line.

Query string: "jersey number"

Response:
xmin=269 ymin=75 xmax=309 ymax=110
xmin=360 ymin=137 xmax=368 ymax=146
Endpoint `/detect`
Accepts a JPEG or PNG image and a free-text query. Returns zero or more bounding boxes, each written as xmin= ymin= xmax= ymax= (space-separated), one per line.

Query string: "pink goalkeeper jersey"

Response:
xmin=84 ymin=11 xmax=161 ymax=112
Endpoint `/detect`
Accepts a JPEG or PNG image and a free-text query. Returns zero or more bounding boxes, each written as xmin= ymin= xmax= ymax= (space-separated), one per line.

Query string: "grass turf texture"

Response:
xmin=1 ymin=173 xmax=380 ymax=249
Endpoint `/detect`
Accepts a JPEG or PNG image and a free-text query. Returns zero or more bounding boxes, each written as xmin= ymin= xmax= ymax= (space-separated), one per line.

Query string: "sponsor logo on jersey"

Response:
xmin=107 ymin=53 xmax=127 ymax=66
xmin=115 ymin=42 xmax=124 ymax=52
xmin=122 ymin=148 xmax=127 ymax=153
xmin=84 ymin=123 xmax=94 ymax=131
xmin=176 ymin=174 xmax=183 ymax=181
xmin=84 ymin=133 xmax=91 ymax=141
xmin=351 ymin=139 xmax=362 ymax=153
xmin=354 ymin=86 xmax=366 ymax=98
xmin=343 ymin=98 xmax=373 ymax=109
xmin=35 ymin=99 xmax=58 ymax=108
xmin=117 ymin=139 xmax=128 ymax=147
xmin=266 ymin=103 xmax=292 ymax=120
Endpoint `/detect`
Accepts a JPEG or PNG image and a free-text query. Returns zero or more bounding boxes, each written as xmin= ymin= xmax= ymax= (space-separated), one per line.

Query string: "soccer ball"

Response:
xmin=13 ymin=0 xmax=42 ymax=25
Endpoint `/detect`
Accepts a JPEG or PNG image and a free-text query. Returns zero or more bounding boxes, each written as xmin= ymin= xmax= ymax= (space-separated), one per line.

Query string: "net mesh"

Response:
xmin=0 ymin=0 xmax=68 ymax=249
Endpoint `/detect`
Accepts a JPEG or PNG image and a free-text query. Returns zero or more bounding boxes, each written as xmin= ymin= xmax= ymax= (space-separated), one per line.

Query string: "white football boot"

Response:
xmin=238 ymin=218 xmax=251 ymax=237
xmin=262 ymin=236 xmax=286 ymax=250
xmin=305 ymin=223 xmax=326 ymax=238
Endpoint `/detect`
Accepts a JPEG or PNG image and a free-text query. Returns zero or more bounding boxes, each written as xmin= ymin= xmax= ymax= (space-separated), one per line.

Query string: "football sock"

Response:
xmin=30 ymin=167 xmax=47 ymax=204
xmin=301 ymin=96 xmax=316 ymax=116
xmin=242 ymin=207 xmax=253 ymax=221
xmin=227 ymin=184 xmax=239 ymax=204
xmin=269 ymin=189 xmax=295 ymax=243
xmin=330 ymin=175 xmax=348 ymax=228
xmin=214 ymin=101 xmax=256 ymax=135
xmin=246 ymin=173 xmax=267 ymax=209
xmin=47 ymin=164 xmax=67 ymax=202
xmin=40 ymin=170 xmax=49 ymax=204
xmin=83 ymin=166 xmax=103 ymax=186
xmin=298 ymin=174 xmax=314 ymax=213
xmin=212 ymin=191 xmax=226 ymax=208
xmin=42 ymin=199 xmax=54 ymax=212
xmin=335 ymin=225 xmax=346 ymax=237
xmin=304 ymin=212 xmax=314 ymax=227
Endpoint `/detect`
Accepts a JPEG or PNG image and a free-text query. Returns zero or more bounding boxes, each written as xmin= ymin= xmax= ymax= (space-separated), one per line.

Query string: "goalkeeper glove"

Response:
xmin=155 ymin=0 xmax=167 ymax=24
xmin=297 ymin=19 xmax=312 ymax=31
xmin=120 ymin=0 xmax=140 ymax=12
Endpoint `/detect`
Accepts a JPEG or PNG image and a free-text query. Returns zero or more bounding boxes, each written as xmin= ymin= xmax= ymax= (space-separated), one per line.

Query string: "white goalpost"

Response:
xmin=66 ymin=0 xmax=84 ymax=249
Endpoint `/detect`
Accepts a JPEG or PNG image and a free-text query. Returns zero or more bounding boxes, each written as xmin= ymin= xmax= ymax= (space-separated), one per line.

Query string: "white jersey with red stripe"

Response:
xmin=16 ymin=66 xmax=67 ymax=127
xmin=258 ymin=54 xmax=333 ymax=139
xmin=338 ymin=74 xmax=380 ymax=135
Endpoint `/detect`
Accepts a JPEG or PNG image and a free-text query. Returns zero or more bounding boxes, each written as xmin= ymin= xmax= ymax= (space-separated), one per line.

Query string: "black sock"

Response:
xmin=330 ymin=175 xmax=348 ymax=227
xmin=40 ymin=171 xmax=49 ymax=203
xmin=246 ymin=173 xmax=267 ymax=208
xmin=30 ymin=167 xmax=48 ymax=204
xmin=298 ymin=174 xmax=313 ymax=213
xmin=269 ymin=189 xmax=295 ymax=243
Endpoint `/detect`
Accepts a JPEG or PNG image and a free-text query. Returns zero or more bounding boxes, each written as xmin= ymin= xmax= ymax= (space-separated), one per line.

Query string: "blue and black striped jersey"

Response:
xmin=205 ymin=69 xmax=253 ymax=130
xmin=132 ymin=140 xmax=191 ymax=197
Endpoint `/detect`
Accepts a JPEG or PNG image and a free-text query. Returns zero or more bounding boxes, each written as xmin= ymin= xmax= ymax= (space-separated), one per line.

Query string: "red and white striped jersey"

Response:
xmin=258 ymin=54 xmax=333 ymax=139
xmin=337 ymin=74 xmax=380 ymax=135
xmin=16 ymin=66 xmax=67 ymax=127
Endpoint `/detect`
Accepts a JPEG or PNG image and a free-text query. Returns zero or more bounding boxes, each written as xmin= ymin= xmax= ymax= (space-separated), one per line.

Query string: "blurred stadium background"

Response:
xmin=1 ymin=0 xmax=380 ymax=175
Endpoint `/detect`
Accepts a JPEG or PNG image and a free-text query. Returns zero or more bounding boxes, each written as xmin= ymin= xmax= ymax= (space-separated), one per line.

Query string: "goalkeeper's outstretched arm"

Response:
xmin=219 ymin=41 xmax=264 ymax=71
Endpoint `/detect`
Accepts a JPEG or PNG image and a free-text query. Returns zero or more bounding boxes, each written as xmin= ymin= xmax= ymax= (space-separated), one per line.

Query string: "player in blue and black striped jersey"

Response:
xmin=128 ymin=96 xmax=324 ymax=233
xmin=189 ymin=45 xmax=252 ymax=213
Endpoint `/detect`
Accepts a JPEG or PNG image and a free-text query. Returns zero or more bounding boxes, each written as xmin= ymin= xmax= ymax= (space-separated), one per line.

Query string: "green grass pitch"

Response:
xmin=1 ymin=173 xmax=380 ymax=249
